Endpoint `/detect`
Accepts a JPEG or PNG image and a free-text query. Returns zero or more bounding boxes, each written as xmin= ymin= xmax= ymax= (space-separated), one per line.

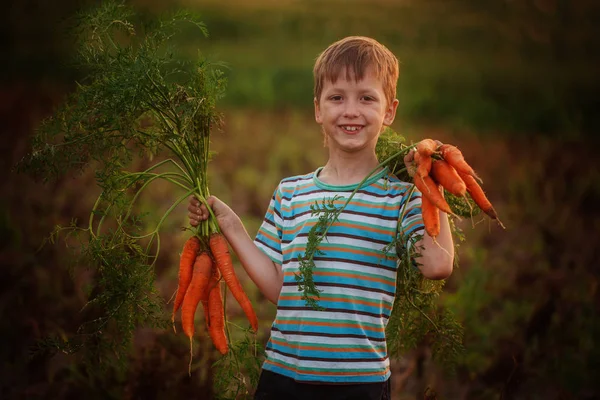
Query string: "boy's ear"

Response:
xmin=314 ymin=97 xmax=322 ymax=124
xmin=383 ymin=98 xmax=399 ymax=126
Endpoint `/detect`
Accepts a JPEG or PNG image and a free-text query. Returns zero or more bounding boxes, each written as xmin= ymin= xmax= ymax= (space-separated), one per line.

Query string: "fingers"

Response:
xmin=404 ymin=147 xmax=416 ymax=168
xmin=404 ymin=147 xmax=417 ymax=178
xmin=187 ymin=196 xmax=209 ymax=226
xmin=206 ymin=195 xmax=226 ymax=214
xmin=188 ymin=196 xmax=199 ymax=212
xmin=206 ymin=195 xmax=216 ymax=207
xmin=404 ymin=139 xmax=444 ymax=179
xmin=404 ymin=147 xmax=415 ymax=164
xmin=188 ymin=212 xmax=199 ymax=227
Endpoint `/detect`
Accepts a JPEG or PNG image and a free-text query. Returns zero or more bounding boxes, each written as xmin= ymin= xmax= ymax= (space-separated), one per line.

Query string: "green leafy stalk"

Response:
xmin=384 ymin=185 xmax=465 ymax=371
xmin=295 ymin=196 xmax=343 ymax=310
xmin=296 ymin=129 xmax=414 ymax=308
xmin=212 ymin=331 xmax=264 ymax=400
xmin=15 ymin=2 xmax=248 ymax=380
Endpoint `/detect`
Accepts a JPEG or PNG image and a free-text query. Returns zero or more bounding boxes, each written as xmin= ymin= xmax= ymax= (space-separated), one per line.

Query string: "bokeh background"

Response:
xmin=2 ymin=0 xmax=599 ymax=399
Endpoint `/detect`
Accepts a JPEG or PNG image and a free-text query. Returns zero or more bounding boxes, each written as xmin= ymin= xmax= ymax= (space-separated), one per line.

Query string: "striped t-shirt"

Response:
xmin=254 ymin=166 xmax=424 ymax=384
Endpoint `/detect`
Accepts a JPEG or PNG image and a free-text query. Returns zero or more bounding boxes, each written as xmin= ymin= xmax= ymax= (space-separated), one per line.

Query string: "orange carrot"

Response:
xmin=430 ymin=159 xmax=467 ymax=197
xmin=207 ymin=281 xmax=228 ymax=355
xmin=201 ymin=265 xmax=221 ymax=328
xmin=172 ymin=236 xmax=201 ymax=329
xmin=413 ymin=175 xmax=455 ymax=216
xmin=181 ymin=252 xmax=213 ymax=340
xmin=414 ymin=152 xmax=432 ymax=179
xmin=439 ymin=144 xmax=482 ymax=182
xmin=458 ymin=172 xmax=503 ymax=227
xmin=416 ymin=139 xmax=438 ymax=157
xmin=421 ymin=182 xmax=441 ymax=239
xmin=209 ymin=233 xmax=259 ymax=332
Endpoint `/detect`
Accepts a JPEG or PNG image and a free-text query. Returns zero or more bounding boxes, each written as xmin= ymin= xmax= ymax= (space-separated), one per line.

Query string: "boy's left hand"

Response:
xmin=404 ymin=139 xmax=443 ymax=177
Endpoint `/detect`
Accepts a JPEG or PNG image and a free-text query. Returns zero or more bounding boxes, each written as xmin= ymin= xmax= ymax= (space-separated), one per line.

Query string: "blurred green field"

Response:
xmin=166 ymin=0 xmax=600 ymax=135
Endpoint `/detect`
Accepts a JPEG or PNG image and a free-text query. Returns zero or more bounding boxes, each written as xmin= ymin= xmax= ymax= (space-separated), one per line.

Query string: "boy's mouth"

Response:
xmin=339 ymin=125 xmax=363 ymax=134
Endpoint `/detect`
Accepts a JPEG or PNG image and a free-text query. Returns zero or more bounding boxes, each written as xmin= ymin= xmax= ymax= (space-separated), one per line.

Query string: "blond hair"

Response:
xmin=313 ymin=36 xmax=399 ymax=106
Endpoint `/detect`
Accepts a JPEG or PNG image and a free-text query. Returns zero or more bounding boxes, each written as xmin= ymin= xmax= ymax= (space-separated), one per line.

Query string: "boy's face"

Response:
xmin=314 ymin=65 xmax=398 ymax=154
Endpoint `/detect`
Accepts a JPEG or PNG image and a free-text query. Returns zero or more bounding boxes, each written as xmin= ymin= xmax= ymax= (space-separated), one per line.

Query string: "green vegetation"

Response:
xmin=17 ymin=3 xmax=259 ymax=397
xmin=174 ymin=0 xmax=599 ymax=136
xmin=3 ymin=0 xmax=600 ymax=399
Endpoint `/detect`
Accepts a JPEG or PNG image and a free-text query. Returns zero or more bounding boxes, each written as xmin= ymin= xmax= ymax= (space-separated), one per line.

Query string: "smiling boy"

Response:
xmin=188 ymin=36 xmax=454 ymax=400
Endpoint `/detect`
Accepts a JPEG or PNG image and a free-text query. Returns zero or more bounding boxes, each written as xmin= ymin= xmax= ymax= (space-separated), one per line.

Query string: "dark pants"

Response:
xmin=253 ymin=369 xmax=391 ymax=400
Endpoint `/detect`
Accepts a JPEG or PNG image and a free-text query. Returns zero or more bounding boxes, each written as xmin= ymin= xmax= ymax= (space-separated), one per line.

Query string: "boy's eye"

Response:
xmin=330 ymin=95 xmax=342 ymax=101
xmin=362 ymin=96 xmax=375 ymax=101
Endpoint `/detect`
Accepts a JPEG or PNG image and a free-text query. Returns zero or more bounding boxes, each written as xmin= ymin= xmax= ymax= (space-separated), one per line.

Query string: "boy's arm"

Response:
xmin=221 ymin=216 xmax=284 ymax=304
xmin=189 ymin=196 xmax=284 ymax=304
xmin=413 ymin=209 xmax=454 ymax=280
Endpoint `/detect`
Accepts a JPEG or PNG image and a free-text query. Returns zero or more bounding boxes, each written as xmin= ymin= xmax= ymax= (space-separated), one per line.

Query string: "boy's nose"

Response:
xmin=343 ymin=101 xmax=360 ymax=118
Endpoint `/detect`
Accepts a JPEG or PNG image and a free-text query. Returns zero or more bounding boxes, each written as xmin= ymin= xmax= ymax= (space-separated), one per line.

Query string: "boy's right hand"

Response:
xmin=187 ymin=195 xmax=239 ymax=233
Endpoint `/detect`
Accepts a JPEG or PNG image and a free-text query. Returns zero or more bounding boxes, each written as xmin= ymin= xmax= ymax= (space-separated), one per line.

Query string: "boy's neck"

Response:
xmin=319 ymin=149 xmax=382 ymax=186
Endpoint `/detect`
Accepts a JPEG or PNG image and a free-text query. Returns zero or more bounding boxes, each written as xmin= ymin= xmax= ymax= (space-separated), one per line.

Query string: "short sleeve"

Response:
xmin=254 ymin=184 xmax=284 ymax=265
xmin=398 ymin=186 xmax=425 ymax=249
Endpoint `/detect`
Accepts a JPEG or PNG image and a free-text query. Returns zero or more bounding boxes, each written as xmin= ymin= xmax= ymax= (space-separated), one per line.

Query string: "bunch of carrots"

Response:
xmin=171 ymin=230 xmax=258 ymax=373
xmin=411 ymin=139 xmax=504 ymax=240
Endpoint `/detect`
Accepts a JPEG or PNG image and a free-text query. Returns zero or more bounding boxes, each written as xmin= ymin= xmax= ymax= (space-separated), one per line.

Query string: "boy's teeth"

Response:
xmin=343 ymin=126 xmax=359 ymax=131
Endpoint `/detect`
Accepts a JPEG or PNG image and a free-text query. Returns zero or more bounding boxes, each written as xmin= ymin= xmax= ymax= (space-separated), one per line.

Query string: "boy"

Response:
xmin=188 ymin=36 xmax=454 ymax=400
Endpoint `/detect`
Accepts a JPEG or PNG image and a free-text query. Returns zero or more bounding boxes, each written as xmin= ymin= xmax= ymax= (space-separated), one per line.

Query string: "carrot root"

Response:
xmin=172 ymin=236 xmax=201 ymax=332
xmin=439 ymin=144 xmax=482 ymax=183
xmin=207 ymin=281 xmax=229 ymax=355
xmin=416 ymin=139 xmax=438 ymax=157
xmin=414 ymin=152 xmax=432 ymax=179
xmin=209 ymin=233 xmax=259 ymax=332
xmin=181 ymin=251 xmax=213 ymax=375
xmin=188 ymin=337 xmax=193 ymax=377
xmin=458 ymin=171 xmax=504 ymax=228
xmin=420 ymin=183 xmax=440 ymax=239
xmin=414 ymin=175 xmax=459 ymax=219
xmin=430 ymin=159 xmax=466 ymax=197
